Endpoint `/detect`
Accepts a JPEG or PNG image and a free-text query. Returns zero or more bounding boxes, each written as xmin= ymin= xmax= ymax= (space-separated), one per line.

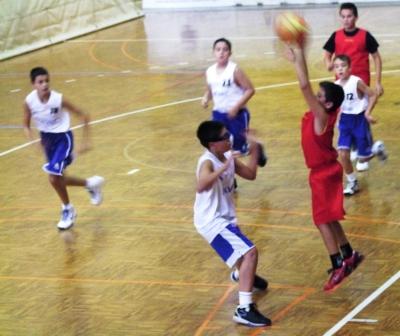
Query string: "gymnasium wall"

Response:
xmin=0 ymin=0 xmax=143 ymax=60
xmin=142 ymin=0 xmax=400 ymax=9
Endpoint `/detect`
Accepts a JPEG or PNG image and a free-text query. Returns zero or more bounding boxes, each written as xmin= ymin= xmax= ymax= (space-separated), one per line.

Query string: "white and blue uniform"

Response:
xmin=25 ymin=90 xmax=74 ymax=175
xmin=194 ymin=150 xmax=254 ymax=268
xmin=207 ymin=61 xmax=250 ymax=154
xmin=336 ymin=75 xmax=373 ymax=158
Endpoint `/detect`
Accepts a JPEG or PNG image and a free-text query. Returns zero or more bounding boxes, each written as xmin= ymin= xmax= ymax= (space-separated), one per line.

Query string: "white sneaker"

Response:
xmin=344 ymin=180 xmax=360 ymax=196
xmin=86 ymin=176 xmax=105 ymax=205
xmin=57 ymin=206 xmax=76 ymax=230
xmin=356 ymin=161 xmax=369 ymax=172
xmin=372 ymin=140 xmax=388 ymax=162
xmin=350 ymin=149 xmax=358 ymax=162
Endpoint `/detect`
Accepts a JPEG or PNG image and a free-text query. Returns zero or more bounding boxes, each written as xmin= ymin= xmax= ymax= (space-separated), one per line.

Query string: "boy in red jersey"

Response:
xmin=285 ymin=43 xmax=363 ymax=291
xmin=323 ymin=2 xmax=383 ymax=96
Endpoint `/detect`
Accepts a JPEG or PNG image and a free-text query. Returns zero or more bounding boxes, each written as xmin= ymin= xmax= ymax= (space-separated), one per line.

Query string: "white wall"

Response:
xmin=0 ymin=0 xmax=143 ymax=60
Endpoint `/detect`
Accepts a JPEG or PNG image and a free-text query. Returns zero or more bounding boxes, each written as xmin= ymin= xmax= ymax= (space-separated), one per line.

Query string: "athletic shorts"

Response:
xmin=337 ymin=112 xmax=373 ymax=159
xmin=212 ymin=108 xmax=250 ymax=154
xmin=40 ymin=131 xmax=74 ymax=176
xmin=210 ymin=223 xmax=255 ymax=268
xmin=309 ymin=161 xmax=345 ymax=225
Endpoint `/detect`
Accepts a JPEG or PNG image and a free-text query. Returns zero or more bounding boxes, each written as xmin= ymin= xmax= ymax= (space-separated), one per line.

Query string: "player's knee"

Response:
xmin=244 ymin=247 xmax=258 ymax=263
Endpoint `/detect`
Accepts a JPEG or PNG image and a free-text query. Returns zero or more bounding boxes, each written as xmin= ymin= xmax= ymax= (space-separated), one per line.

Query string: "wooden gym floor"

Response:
xmin=0 ymin=4 xmax=399 ymax=336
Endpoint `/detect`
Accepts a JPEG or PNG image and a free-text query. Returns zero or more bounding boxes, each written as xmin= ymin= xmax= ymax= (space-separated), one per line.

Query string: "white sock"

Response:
xmin=346 ymin=173 xmax=356 ymax=182
xmin=238 ymin=291 xmax=253 ymax=308
xmin=62 ymin=203 xmax=72 ymax=210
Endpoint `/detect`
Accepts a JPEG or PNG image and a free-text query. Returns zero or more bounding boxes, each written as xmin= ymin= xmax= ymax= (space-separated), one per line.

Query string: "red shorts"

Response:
xmin=309 ymin=161 xmax=345 ymax=225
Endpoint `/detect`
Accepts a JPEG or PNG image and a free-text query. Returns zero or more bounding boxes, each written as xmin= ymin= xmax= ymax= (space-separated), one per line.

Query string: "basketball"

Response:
xmin=274 ymin=12 xmax=309 ymax=44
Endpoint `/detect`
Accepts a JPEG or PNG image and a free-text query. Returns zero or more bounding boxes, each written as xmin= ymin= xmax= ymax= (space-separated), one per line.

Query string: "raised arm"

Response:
xmin=289 ymin=47 xmax=328 ymax=134
xmin=234 ymin=131 xmax=258 ymax=180
xmin=196 ymin=158 xmax=232 ymax=192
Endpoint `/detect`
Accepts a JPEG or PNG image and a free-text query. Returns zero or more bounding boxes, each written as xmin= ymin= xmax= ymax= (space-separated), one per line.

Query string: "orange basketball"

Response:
xmin=275 ymin=12 xmax=309 ymax=44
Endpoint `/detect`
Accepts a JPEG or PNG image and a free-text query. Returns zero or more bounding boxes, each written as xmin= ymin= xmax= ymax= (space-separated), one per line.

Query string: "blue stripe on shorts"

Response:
xmin=41 ymin=131 xmax=74 ymax=175
xmin=210 ymin=224 xmax=254 ymax=268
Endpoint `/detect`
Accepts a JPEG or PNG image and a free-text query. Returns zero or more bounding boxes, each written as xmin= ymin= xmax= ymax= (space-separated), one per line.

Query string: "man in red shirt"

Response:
xmin=285 ymin=41 xmax=363 ymax=291
xmin=323 ymin=2 xmax=383 ymax=96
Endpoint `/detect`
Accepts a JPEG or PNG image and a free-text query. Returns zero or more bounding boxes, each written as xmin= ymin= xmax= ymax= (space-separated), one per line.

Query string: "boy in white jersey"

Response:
xmin=23 ymin=67 xmax=104 ymax=230
xmin=201 ymin=38 xmax=267 ymax=170
xmin=334 ymin=55 xmax=387 ymax=195
xmin=194 ymin=120 xmax=271 ymax=327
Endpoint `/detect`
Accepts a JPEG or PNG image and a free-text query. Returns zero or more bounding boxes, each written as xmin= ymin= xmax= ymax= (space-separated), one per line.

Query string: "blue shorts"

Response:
xmin=210 ymin=224 xmax=254 ymax=268
xmin=212 ymin=108 xmax=250 ymax=154
xmin=337 ymin=112 xmax=373 ymax=158
xmin=40 ymin=131 xmax=74 ymax=175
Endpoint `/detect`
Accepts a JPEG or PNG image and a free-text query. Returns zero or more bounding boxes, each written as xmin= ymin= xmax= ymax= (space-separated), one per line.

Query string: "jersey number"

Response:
xmin=346 ymin=93 xmax=354 ymax=101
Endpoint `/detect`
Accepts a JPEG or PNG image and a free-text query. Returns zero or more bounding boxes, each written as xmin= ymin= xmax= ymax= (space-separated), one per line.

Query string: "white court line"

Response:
xmin=349 ymin=318 xmax=378 ymax=323
xmin=323 ymin=270 xmax=400 ymax=336
xmin=1 ymin=69 xmax=399 ymax=158
xmin=127 ymin=168 xmax=140 ymax=175
xmin=10 ymin=88 xmax=21 ymax=93
xmin=67 ymin=34 xmax=400 ymax=43
xmin=65 ymin=79 xmax=76 ymax=83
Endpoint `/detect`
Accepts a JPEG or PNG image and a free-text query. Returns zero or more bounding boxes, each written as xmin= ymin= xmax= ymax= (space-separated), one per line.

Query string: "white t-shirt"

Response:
xmin=336 ymin=75 xmax=368 ymax=115
xmin=25 ymin=89 xmax=70 ymax=132
xmin=193 ymin=150 xmax=237 ymax=243
xmin=206 ymin=61 xmax=245 ymax=113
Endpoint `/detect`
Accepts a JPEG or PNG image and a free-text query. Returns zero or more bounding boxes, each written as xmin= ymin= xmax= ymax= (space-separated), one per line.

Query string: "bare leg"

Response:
xmin=317 ymin=223 xmax=339 ymax=255
xmin=49 ymin=175 xmax=69 ymax=205
xmin=339 ymin=149 xmax=354 ymax=175
xmin=64 ymin=175 xmax=86 ymax=187
xmin=330 ymin=221 xmax=349 ymax=246
xmin=237 ymin=247 xmax=258 ymax=292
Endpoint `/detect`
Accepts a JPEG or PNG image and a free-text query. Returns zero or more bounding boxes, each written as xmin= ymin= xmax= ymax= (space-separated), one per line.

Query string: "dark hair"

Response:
xmin=319 ymin=81 xmax=345 ymax=113
xmin=213 ymin=38 xmax=232 ymax=52
xmin=334 ymin=54 xmax=351 ymax=66
xmin=197 ymin=120 xmax=225 ymax=149
xmin=340 ymin=2 xmax=358 ymax=17
xmin=30 ymin=67 xmax=49 ymax=83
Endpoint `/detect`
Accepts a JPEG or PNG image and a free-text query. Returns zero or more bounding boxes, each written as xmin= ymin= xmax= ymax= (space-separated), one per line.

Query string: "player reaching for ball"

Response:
xmin=194 ymin=120 xmax=271 ymax=327
xmin=282 ymin=33 xmax=363 ymax=290
xmin=201 ymin=38 xmax=267 ymax=181
xmin=23 ymin=67 xmax=105 ymax=230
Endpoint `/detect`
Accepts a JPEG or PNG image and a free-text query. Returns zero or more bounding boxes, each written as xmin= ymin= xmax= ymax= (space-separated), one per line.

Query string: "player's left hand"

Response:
xmin=365 ymin=113 xmax=377 ymax=124
xmin=375 ymin=83 xmax=384 ymax=97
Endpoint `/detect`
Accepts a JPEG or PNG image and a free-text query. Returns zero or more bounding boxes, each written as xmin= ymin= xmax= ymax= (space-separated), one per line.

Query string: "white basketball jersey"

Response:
xmin=336 ymin=75 xmax=368 ymax=115
xmin=193 ymin=150 xmax=237 ymax=242
xmin=206 ymin=61 xmax=245 ymax=113
xmin=25 ymin=90 xmax=70 ymax=132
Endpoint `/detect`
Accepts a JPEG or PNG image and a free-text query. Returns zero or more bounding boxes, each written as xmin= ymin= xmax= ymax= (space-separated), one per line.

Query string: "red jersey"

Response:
xmin=335 ymin=28 xmax=370 ymax=85
xmin=301 ymin=110 xmax=338 ymax=169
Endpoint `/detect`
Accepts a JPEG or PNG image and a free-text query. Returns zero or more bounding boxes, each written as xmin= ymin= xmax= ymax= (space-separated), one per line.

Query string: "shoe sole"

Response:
xmin=344 ymin=190 xmax=359 ymax=196
xmin=233 ymin=315 xmax=271 ymax=327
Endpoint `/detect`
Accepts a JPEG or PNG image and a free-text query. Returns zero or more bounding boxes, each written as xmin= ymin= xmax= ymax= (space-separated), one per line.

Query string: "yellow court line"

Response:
xmin=88 ymin=42 xmax=121 ymax=71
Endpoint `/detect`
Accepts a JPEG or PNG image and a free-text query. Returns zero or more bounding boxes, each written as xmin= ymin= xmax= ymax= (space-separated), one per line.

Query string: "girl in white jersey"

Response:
xmin=194 ymin=120 xmax=271 ymax=327
xmin=23 ymin=67 xmax=104 ymax=230
xmin=334 ymin=55 xmax=387 ymax=196
xmin=201 ymin=38 xmax=267 ymax=170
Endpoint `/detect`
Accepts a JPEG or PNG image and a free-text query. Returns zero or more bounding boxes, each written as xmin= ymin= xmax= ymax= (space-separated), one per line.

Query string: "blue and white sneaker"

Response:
xmin=372 ymin=140 xmax=388 ymax=162
xmin=233 ymin=304 xmax=271 ymax=327
xmin=57 ymin=206 xmax=76 ymax=230
xmin=86 ymin=176 xmax=105 ymax=205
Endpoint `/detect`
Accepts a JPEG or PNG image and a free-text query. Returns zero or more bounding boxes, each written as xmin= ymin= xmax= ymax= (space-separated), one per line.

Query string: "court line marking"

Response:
xmin=1 ymin=69 xmax=399 ymax=159
xmin=349 ymin=318 xmax=378 ymax=323
xmin=67 ymin=33 xmax=400 ymax=43
xmin=127 ymin=168 xmax=140 ymax=175
xmin=322 ymin=270 xmax=400 ymax=336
